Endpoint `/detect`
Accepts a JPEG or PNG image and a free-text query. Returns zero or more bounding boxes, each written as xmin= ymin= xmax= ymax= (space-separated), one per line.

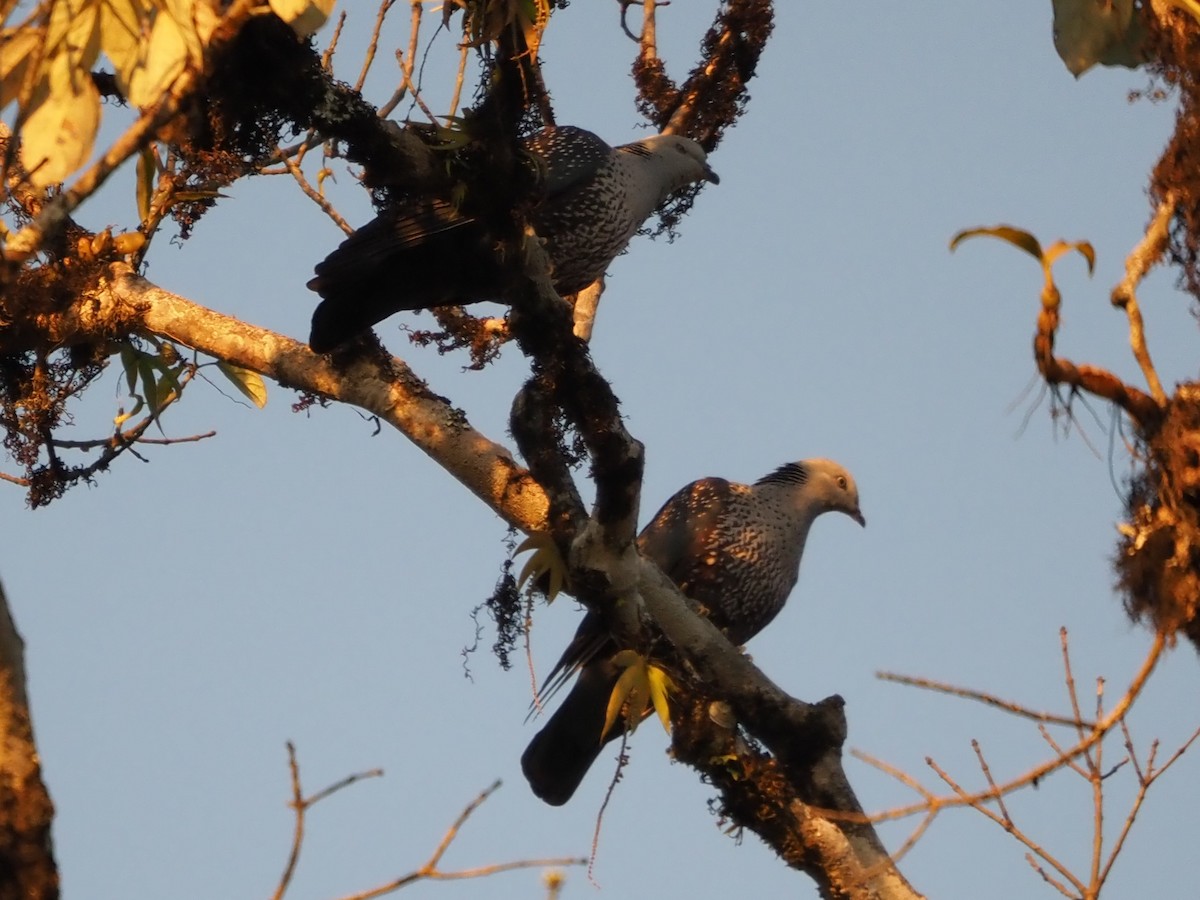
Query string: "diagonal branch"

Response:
xmin=42 ymin=263 xmax=553 ymax=535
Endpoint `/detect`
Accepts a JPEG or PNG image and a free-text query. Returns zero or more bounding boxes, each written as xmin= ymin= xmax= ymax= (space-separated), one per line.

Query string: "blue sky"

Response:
xmin=4 ymin=4 xmax=1197 ymax=898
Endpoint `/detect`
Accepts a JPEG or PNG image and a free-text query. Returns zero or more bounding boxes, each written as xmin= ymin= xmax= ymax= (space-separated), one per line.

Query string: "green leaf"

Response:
xmin=216 ymin=361 xmax=268 ymax=408
xmin=1043 ymin=240 xmax=1096 ymax=275
xmin=1051 ymin=0 xmax=1146 ymax=77
xmin=120 ymin=344 xmax=139 ymax=396
xmin=950 ymin=225 xmax=1043 ymax=262
xmin=137 ymin=354 xmax=159 ymax=414
xmin=514 ymin=532 xmax=565 ymax=601
xmin=136 ymin=144 xmax=157 ymax=223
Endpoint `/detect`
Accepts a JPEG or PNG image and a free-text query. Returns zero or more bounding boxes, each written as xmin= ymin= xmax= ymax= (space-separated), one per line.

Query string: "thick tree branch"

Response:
xmin=0 ymin=580 xmax=58 ymax=900
xmin=47 ymin=264 xmax=551 ymax=534
xmin=634 ymin=561 xmax=920 ymax=899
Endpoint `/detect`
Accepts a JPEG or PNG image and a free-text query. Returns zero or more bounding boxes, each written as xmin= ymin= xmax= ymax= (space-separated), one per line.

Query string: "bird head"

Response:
xmin=623 ymin=134 xmax=720 ymax=193
xmin=757 ymin=458 xmax=866 ymax=527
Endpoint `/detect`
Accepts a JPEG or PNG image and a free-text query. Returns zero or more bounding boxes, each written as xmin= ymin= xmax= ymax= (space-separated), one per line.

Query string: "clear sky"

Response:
xmin=4 ymin=4 xmax=1197 ymax=899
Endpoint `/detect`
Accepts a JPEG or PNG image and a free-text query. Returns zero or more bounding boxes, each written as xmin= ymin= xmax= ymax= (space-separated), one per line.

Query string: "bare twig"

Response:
xmin=379 ymin=1 xmax=423 ymax=118
xmin=52 ymin=429 xmax=216 ymax=449
xmin=272 ymin=742 xmax=384 ymax=900
xmin=1111 ymin=193 xmax=1174 ymax=406
xmin=355 ymin=0 xmax=399 ymax=93
xmin=283 ymin=154 xmax=353 ymax=235
xmin=871 ymin=631 xmax=1166 ymax=824
xmin=1060 ymin=627 xmax=1086 ymax=745
xmin=970 ymin=740 xmax=1011 ymax=826
xmin=927 ymin=757 xmax=1085 ymax=897
xmin=322 ymin=10 xmax=348 ymax=70
xmin=876 ymin=670 xmax=1093 ymax=729
xmin=334 ymin=780 xmax=586 ymax=900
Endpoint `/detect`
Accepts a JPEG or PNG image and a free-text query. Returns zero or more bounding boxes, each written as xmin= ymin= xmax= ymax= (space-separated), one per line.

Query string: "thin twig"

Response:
xmin=1024 ymin=852 xmax=1078 ymax=900
xmin=871 ymin=631 xmax=1165 ymax=823
xmin=322 ymin=10 xmax=348 ymax=70
xmin=272 ymin=742 xmax=306 ymax=900
xmin=876 ymin=671 xmax=1094 ymax=729
xmin=335 ymin=780 xmax=586 ymax=900
xmin=447 ymin=42 xmax=470 ymax=120
xmin=355 ymin=0 xmax=399 ymax=93
xmin=426 ymin=780 xmax=501 ymax=871
xmin=970 ymin=740 xmax=1011 ymax=825
xmin=1060 ymin=627 xmax=1086 ymax=745
xmin=1036 ymin=723 xmax=1090 ymax=779
xmin=1089 ymin=677 xmax=1105 ymax=890
xmin=1111 ymin=193 xmax=1174 ymax=406
xmin=928 ymin=757 xmax=1085 ymax=897
xmin=52 ymin=430 xmax=216 ymax=449
xmin=283 ymin=155 xmax=353 ymax=235
xmin=379 ymin=1 xmax=423 ymax=119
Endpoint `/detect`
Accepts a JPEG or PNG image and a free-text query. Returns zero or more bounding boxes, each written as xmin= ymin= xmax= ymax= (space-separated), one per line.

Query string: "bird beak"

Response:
xmin=703 ymin=165 xmax=720 ymax=185
xmin=851 ymin=508 xmax=866 ymax=527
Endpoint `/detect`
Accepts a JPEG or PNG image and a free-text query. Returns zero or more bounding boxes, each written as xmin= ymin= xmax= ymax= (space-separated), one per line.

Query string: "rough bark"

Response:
xmin=0 ymin=581 xmax=58 ymax=900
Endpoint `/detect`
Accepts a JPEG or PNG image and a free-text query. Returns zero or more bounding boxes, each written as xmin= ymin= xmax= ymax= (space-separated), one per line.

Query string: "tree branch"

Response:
xmin=635 ymin=561 xmax=921 ymax=899
xmin=44 ymin=263 xmax=552 ymax=535
xmin=0 ymin=580 xmax=58 ymax=900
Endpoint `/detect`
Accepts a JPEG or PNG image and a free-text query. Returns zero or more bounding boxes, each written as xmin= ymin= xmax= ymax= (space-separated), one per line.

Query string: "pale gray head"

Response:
xmin=619 ymin=134 xmax=719 ymax=196
xmin=755 ymin=458 xmax=866 ymax=527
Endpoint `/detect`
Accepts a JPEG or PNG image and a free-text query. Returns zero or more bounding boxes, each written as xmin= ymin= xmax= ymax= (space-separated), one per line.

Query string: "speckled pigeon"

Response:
xmin=307 ymin=126 xmax=717 ymax=351
xmin=521 ymin=459 xmax=865 ymax=806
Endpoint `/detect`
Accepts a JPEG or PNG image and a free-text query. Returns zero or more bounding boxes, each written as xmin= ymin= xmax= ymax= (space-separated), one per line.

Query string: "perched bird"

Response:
xmin=307 ymin=126 xmax=718 ymax=352
xmin=521 ymin=458 xmax=866 ymax=806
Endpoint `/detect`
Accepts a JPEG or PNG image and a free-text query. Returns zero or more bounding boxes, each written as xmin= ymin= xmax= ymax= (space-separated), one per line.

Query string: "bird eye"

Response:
xmin=836 ymin=476 xmax=848 ymax=490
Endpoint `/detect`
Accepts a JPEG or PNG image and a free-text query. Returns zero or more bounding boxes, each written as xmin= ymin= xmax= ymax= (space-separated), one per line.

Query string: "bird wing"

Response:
xmin=311 ymin=198 xmax=477 ymax=283
xmin=638 ymin=477 xmax=734 ymax=587
xmin=521 ymin=126 xmax=614 ymax=199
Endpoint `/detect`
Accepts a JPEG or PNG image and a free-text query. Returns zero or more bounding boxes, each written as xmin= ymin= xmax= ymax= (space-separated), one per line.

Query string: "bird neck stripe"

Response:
xmin=620 ymin=143 xmax=654 ymax=159
xmin=755 ymin=463 xmax=810 ymax=487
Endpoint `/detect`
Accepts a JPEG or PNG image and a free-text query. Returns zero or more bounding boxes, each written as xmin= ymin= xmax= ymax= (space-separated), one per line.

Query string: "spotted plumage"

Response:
xmin=306 ymin=126 xmax=717 ymax=352
xmin=521 ymin=458 xmax=866 ymax=806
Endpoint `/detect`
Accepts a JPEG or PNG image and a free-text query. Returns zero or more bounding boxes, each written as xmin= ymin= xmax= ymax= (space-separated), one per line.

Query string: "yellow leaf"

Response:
xmin=600 ymin=651 xmax=673 ymax=741
xmin=269 ymin=0 xmax=335 ymax=37
xmin=216 ymin=361 xmax=268 ymax=409
xmin=136 ymin=144 xmax=157 ymax=222
xmin=0 ymin=27 xmax=44 ymax=111
xmin=514 ymin=532 xmax=565 ymax=601
xmin=602 ymin=661 xmax=644 ymax=742
xmin=126 ymin=10 xmax=187 ymax=108
xmin=949 ymin=225 xmax=1044 ymax=262
xmin=99 ymin=0 xmax=149 ymax=98
xmin=647 ymin=664 xmax=675 ymax=733
xmin=1043 ymin=239 xmax=1096 ymax=275
xmin=20 ymin=55 xmax=101 ymax=187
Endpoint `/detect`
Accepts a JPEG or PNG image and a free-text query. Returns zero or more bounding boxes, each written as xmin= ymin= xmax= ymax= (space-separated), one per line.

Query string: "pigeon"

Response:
xmin=521 ymin=458 xmax=865 ymax=806
xmin=307 ymin=126 xmax=717 ymax=351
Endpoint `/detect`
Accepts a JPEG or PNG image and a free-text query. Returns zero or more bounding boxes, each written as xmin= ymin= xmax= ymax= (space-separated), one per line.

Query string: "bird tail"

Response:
xmin=305 ymin=203 xmax=500 ymax=352
xmin=521 ymin=660 xmax=620 ymax=806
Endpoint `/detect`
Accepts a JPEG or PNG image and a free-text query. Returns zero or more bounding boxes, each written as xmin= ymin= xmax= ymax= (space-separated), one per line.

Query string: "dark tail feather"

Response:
xmin=306 ymin=205 xmax=502 ymax=352
xmin=521 ymin=660 xmax=620 ymax=806
xmin=308 ymin=282 xmax=408 ymax=353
